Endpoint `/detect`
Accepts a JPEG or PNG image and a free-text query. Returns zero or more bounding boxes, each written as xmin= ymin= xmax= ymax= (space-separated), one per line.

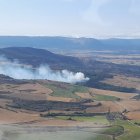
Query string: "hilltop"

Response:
xmin=0 ymin=47 xmax=82 ymax=68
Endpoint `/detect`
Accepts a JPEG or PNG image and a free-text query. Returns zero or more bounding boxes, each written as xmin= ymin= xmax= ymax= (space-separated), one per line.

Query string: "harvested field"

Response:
xmin=117 ymin=100 xmax=140 ymax=111
xmin=0 ymin=74 xmax=139 ymax=127
xmin=16 ymin=83 xmax=53 ymax=95
xmin=0 ymin=83 xmax=53 ymax=101
xmin=0 ymin=108 xmax=40 ymax=124
xmin=126 ymin=111 xmax=140 ymax=120
xmin=86 ymin=101 xmax=123 ymax=113
xmin=46 ymin=96 xmax=75 ymax=102
xmin=101 ymin=75 xmax=140 ymax=91
xmin=89 ymin=88 xmax=137 ymax=100
xmin=76 ymin=92 xmax=92 ymax=99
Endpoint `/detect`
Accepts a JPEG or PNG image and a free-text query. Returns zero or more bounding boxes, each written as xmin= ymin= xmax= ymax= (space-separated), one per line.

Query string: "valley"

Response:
xmin=0 ymin=46 xmax=139 ymax=140
xmin=0 ymin=47 xmax=140 ymax=93
xmin=0 ymin=74 xmax=139 ymax=140
xmin=1 ymin=0 xmax=140 ymax=139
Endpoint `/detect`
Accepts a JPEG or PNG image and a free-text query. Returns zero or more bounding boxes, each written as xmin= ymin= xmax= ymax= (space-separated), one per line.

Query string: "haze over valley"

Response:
xmin=0 ymin=0 xmax=140 ymax=139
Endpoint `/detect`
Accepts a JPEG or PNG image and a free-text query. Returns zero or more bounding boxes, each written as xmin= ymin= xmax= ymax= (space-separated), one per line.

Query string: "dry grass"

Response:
xmin=0 ymin=108 xmax=41 ymax=124
xmin=117 ymin=100 xmax=140 ymax=111
xmin=126 ymin=111 xmax=140 ymax=120
xmin=86 ymin=101 xmax=124 ymax=113
xmin=102 ymin=75 xmax=140 ymax=90
xmin=0 ymin=80 xmax=140 ymax=125
xmin=75 ymin=92 xmax=92 ymax=99
xmin=46 ymin=96 xmax=75 ymax=102
xmin=89 ymin=88 xmax=136 ymax=100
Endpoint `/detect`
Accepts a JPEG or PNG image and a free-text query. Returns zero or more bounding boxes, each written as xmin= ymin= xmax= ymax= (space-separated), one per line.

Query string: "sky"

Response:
xmin=0 ymin=0 xmax=140 ymax=38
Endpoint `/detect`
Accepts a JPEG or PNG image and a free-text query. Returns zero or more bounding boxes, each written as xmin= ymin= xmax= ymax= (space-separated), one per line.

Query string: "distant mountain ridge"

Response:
xmin=0 ymin=36 xmax=140 ymax=52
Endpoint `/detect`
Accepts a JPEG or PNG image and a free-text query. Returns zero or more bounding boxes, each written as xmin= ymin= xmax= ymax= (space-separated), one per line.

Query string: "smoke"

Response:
xmin=0 ymin=56 xmax=89 ymax=83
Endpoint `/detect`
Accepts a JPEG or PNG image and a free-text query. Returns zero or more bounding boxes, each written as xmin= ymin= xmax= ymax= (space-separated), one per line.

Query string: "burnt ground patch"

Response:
xmin=8 ymin=99 xmax=96 ymax=112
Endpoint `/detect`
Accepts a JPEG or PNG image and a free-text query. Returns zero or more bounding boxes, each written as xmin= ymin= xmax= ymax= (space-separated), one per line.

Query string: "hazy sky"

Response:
xmin=0 ymin=0 xmax=140 ymax=38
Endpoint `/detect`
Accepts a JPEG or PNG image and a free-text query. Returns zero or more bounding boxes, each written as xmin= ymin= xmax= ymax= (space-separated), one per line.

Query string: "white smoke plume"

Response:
xmin=0 ymin=56 xmax=89 ymax=83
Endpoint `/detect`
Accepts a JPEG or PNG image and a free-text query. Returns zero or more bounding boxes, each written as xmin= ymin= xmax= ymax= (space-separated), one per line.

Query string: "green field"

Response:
xmin=93 ymin=135 xmax=112 ymax=140
xmin=93 ymin=94 xmax=120 ymax=101
xmin=116 ymin=120 xmax=140 ymax=140
xmin=40 ymin=81 xmax=120 ymax=101
xmin=55 ymin=115 xmax=140 ymax=140
xmin=40 ymin=82 xmax=89 ymax=98
xmin=56 ymin=115 xmax=109 ymax=124
xmin=38 ymin=81 xmax=140 ymax=140
xmin=93 ymin=125 xmax=124 ymax=140
xmin=103 ymin=125 xmax=124 ymax=136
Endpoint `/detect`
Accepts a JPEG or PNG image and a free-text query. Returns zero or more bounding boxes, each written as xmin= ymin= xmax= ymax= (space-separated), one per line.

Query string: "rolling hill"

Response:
xmin=0 ymin=47 xmax=83 ymax=68
xmin=0 ymin=47 xmax=139 ymax=93
xmin=0 ymin=74 xmax=140 ymax=140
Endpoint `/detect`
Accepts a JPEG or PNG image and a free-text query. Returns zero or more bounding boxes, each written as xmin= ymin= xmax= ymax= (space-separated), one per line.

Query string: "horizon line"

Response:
xmin=0 ymin=35 xmax=140 ymax=40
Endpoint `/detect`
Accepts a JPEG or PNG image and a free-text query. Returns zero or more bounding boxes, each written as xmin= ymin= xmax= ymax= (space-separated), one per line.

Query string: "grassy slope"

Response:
xmin=103 ymin=125 xmax=124 ymax=136
xmin=93 ymin=135 xmax=112 ymax=140
xmin=39 ymin=81 xmax=140 ymax=140
xmin=55 ymin=115 xmax=140 ymax=140
xmin=41 ymin=82 xmax=89 ymax=98
xmin=117 ymin=120 xmax=140 ymax=140
xmin=56 ymin=116 xmax=109 ymax=124
xmin=93 ymin=94 xmax=120 ymax=101
xmin=40 ymin=81 xmax=120 ymax=101
xmin=94 ymin=120 xmax=140 ymax=140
